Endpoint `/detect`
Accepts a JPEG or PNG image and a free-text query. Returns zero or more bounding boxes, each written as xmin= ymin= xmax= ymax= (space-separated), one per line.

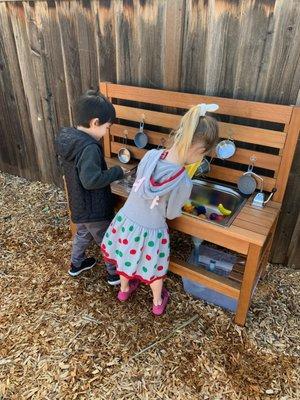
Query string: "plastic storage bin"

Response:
xmin=182 ymin=248 xmax=238 ymax=312
xmin=191 ymin=244 xmax=236 ymax=277
xmin=182 ymin=277 xmax=238 ymax=312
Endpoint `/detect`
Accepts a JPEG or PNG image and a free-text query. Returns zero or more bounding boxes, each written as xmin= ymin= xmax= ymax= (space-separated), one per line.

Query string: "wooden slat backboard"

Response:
xmin=100 ymin=82 xmax=299 ymax=203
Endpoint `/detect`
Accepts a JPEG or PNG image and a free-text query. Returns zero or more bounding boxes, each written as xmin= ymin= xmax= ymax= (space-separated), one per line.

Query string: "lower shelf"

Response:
xmin=169 ymin=257 xmax=241 ymax=300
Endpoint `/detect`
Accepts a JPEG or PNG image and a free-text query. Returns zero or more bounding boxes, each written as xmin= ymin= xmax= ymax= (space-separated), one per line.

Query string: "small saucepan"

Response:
xmin=216 ymin=138 xmax=236 ymax=160
xmin=237 ymin=165 xmax=264 ymax=195
xmin=134 ymin=121 xmax=148 ymax=149
xmin=118 ymin=131 xmax=131 ymax=164
xmin=194 ymin=157 xmax=212 ymax=176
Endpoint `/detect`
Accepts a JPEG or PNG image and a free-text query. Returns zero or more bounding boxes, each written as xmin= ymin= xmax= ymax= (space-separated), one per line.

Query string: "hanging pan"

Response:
xmin=118 ymin=131 xmax=131 ymax=164
xmin=134 ymin=120 xmax=148 ymax=149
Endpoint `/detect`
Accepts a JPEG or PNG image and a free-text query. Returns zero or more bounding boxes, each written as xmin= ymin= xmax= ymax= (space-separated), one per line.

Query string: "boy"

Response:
xmin=56 ymin=89 xmax=124 ymax=285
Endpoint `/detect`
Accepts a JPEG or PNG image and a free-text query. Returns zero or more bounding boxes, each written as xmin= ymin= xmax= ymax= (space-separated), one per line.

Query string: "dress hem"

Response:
xmin=103 ymin=255 xmax=166 ymax=285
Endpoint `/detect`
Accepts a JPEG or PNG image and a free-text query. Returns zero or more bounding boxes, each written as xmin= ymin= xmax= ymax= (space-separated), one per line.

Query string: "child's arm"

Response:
xmin=77 ymin=145 xmax=124 ymax=190
xmin=166 ymin=180 xmax=193 ymax=220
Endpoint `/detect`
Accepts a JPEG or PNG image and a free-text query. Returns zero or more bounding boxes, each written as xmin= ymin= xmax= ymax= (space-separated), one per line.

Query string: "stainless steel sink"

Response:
xmin=184 ymin=179 xmax=247 ymax=227
xmin=113 ymin=172 xmax=246 ymax=227
xmin=112 ymin=169 xmax=137 ymax=194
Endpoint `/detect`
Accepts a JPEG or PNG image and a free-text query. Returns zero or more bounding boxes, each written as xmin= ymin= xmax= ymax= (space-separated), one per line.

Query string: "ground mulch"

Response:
xmin=0 ymin=172 xmax=299 ymax=400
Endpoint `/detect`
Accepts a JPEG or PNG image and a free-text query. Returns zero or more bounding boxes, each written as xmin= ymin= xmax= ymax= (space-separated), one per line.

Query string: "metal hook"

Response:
xmin=227 ymin=128 xmax=234 ymax=141
xmin=123 ymin=130 xmax=128 ymax=144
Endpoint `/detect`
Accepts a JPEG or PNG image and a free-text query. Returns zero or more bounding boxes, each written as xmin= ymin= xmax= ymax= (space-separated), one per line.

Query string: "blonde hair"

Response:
xmin=171 ymin=105 xmax=219 ymax=164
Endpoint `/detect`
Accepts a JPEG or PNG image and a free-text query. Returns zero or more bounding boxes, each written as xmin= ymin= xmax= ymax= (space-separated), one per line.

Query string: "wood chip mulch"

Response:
xmin=0 ymin=172 xmax=299 ymax=400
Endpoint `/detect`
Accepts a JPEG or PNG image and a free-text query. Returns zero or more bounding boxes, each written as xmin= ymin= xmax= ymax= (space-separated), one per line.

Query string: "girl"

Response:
xmin=101 ymin=103 xmax=219 ymax=315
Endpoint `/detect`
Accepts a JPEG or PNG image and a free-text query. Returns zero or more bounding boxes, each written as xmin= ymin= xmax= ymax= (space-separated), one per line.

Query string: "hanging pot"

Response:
xmin=197 ymin=157 xmax=211 ymax=175
xmin=118 ymin=131 xmax=131 ymax=164
xmin=134 ymin=121 xmax=148 ymax=149
xmin=237 ymin=163 xmax=264 ymax=195
xmin=237 ymin=172 xmax=257 ymax=195
xmin=216 ymin=138 xmax=236 ymax=159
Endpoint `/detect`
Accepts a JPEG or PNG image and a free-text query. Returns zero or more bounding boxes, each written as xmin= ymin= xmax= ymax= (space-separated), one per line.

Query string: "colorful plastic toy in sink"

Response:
xmin=183 ymin=201 xmax=232 ymax=224
xmin=182 ymin=201 xmax=195 ymax=213
xmin=217 ymin=203 xmax=232 ymax=216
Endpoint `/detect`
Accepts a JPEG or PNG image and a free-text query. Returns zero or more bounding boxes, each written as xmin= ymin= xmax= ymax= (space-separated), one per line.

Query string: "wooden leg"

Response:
xmin=235 ymin=244 xmax=262 ymax=326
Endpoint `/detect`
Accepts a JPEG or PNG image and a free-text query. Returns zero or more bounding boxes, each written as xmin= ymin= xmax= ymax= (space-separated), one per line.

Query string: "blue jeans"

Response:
xmin=71 ymin=220 xmax=116 ymax=275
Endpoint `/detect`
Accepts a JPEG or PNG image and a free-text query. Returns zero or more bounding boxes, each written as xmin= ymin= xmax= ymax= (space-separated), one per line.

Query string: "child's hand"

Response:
xmin=121 ymin=166 xmax=130 ymax=176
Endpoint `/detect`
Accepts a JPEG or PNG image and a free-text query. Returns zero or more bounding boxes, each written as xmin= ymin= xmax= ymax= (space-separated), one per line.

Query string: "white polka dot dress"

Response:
xmin=101 ymin=212 xmax=170 ymax=284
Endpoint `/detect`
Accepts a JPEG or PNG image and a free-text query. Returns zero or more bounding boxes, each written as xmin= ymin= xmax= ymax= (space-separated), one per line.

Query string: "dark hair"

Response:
xmin=74 ymin=89 xmax=116 ymax=127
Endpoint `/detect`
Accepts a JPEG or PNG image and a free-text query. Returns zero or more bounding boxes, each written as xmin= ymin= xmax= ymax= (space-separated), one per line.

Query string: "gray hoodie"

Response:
xmin=122 ymin=150 xmax=193 ymax=229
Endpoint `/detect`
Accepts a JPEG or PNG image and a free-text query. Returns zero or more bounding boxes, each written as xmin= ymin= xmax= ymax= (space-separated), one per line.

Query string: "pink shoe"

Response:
xmin=117 ymin=280 xmax=140 ymax=302
xmin=152 ymin=288 xmax=170 ymax=316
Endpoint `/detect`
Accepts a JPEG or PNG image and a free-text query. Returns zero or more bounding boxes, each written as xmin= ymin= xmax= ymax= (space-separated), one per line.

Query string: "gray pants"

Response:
xmin=71 ymin=221 xmax=116 ymax=275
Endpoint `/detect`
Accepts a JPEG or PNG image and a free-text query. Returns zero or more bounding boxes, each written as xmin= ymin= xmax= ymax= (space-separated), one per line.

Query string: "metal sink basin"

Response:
xmin=184 ymin=179 xmax=247 ymax=227
xmin=112 ymin=169 xmax=137 ymax=194
xmin=113 ymin=172 xmax=246 ymax=227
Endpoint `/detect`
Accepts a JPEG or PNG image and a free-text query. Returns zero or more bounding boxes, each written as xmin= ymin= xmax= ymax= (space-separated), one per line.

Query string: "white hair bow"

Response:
xmin=199 ymin=103 xmax=219 ymax=116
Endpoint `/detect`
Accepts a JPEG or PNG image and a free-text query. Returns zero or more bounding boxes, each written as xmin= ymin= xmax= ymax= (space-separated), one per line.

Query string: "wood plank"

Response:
xmin=207 ymin=165 xmax=276 ymax=192
xmin=244 ymin=198 xmax=281 ymax=215
xmin=287 ymin=213 xmax=300 ymax=269
xmin=211 ymin=147 xmax=281 ymax=171
xmin=271 ymin=139 xmax=300 ymax=263
xmin=111 ymin=142 xmax=146 ymax=160
xmin=35 ymin=1 xmax=70 ymax=128
xmin=8 ymin=2 xmax=53 ymax=182
xmin=163 ymin=0 xmax=185 ymax=91
xmin=0 ymin=4 xmax=29 ymax=178
xmin=274 ymin=107 xmax=300 ymax=202
xmin=92 ymin=0 xmax=117 ymax=83
xmin=114 ymin=104 xmax=180 ymax=129
xmin=255 ymin=1 xmax=300 ymax=107
xmin=235 ymin=244 xmax=262 ymax=326
xmin=237 ymin=208 xmax=276 ymax=227
xmin=106 ymin=83 xmax=293 ymax=123
xmin=56 ymin=0 xmax=82 ymax=122
xmin=180 ymin=0 xmax=210 ymax=95
xmin=114 ymin=105 xmax=286 ymax=148
xmin=99 ymin=82 xmax=112 ymax=157
xmin=74 ymin=0 xmax=98 ymax=92
xmin=233 ymin=219 xmax=270 ymax=236
xmin=0 ymin=2 xmax=39 ymax=180
xmin=111 ymin=123 xmax=281 ymax=171
xmin=111 ymin=124 xmax=169 ymax=146
xmin=105 ymin=156 xmax=137 ymax=171
xmin=24 ymin=2 xmax=60 ymax=185
xmin=113 ymin=0 xmax=140 ymax=86
xmin=170 ymin=257 xmax=240 ymax=299
xmin=169 ymin=216 xmax=255 ymax=254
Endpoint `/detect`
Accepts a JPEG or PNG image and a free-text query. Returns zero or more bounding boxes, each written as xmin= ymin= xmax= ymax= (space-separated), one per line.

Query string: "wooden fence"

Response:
xmin=0 ymin=0 xmax=299 ymax=266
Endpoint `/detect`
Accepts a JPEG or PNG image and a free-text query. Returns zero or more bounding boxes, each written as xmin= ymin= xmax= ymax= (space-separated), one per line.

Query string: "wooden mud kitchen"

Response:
xmin=68 ymin=82 xmax=299 ymax=326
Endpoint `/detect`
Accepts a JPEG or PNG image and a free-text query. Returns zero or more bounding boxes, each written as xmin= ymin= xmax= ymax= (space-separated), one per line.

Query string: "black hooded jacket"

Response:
xmin=56 ymin=127 xmax=123 ymax=223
